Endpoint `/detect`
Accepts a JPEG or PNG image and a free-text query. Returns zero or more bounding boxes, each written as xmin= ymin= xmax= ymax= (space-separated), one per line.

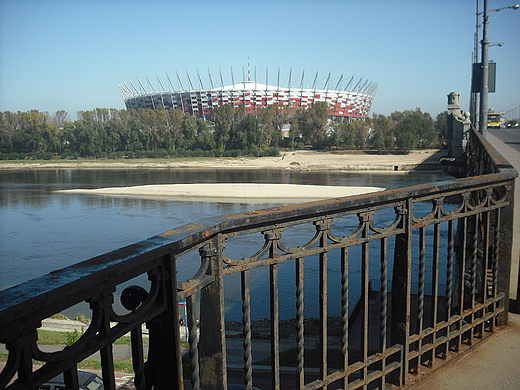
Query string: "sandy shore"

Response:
xmin=58 ymin=183 xmax=386 ymax=203
xmin=0 ymin=149 xmax=446 ymax=172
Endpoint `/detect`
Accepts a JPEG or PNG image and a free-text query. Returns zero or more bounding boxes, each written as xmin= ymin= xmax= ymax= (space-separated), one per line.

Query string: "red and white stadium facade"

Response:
xmin=120 ymin=68 xmax=377 ymax=120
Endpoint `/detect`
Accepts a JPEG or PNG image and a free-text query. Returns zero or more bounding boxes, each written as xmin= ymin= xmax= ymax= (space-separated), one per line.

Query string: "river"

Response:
xmin=0 ymin=168 xmax=451 ymax=320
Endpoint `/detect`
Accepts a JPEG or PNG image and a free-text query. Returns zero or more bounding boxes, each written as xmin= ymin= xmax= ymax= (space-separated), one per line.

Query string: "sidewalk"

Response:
xmin=487 ymin=132 xmax=520 ymax=304
xmin=405 ymin=312 xmax=520 ymax=390
xmin=406 ymin=132 xmax=520 ymax=390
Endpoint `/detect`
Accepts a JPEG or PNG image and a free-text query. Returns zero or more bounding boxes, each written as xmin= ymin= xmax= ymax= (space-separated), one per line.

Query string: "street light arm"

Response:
xmin=493 ymin=4 xmax=520 ymax=11
xmin=477 ymin=4 xmax=520 ymax=16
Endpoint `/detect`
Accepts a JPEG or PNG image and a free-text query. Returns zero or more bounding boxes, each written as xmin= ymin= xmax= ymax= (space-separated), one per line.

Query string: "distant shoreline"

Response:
xmin=0 ymin=149 xmax=445 ymax=172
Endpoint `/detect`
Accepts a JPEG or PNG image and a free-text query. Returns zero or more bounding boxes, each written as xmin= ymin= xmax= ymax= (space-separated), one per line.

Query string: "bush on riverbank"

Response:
xmin=0 ymin=147 xmax=280 ymax=161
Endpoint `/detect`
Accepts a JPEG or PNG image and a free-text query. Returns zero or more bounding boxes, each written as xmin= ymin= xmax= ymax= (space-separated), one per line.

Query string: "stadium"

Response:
xmin=119 ymin=66 xmax=377 ymax=120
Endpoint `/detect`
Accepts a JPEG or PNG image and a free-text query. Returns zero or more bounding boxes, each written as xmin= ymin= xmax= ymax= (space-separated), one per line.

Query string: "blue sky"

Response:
xmin=1 ymin=0 xmax=519 ymax=119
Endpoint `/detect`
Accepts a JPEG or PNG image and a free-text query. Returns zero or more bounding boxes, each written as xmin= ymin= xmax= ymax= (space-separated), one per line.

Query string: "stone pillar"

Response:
xmin=446 ymin=92 xmax=471 ymax=159
xmin=442 ymin=92 xmax=472 ymax=177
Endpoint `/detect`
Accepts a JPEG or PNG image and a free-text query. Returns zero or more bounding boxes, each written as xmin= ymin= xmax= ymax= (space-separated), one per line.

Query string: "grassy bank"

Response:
xmin=36 ymin=329 xmax=146 ymax=346
xmin=0 ymin=353 xmax=135 ymax=373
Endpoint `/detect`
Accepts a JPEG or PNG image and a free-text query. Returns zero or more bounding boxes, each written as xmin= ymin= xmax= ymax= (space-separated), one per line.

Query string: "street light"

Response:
xmin=470 ymin=1 xmax=481 ymax=126
xmin=478 ymin=0 xmax=519 ymax=137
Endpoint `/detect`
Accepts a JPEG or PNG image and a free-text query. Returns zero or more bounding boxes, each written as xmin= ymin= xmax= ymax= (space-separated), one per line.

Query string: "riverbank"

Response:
xmin=0 ymin=149 xmax=446 ymax=172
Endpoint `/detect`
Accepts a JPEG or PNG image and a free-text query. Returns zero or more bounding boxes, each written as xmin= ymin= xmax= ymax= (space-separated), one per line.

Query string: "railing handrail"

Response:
xmin=0 ymin=169 xmax=516 ymax=334
xmin=470 ymin=125 xmax=515 ymax=171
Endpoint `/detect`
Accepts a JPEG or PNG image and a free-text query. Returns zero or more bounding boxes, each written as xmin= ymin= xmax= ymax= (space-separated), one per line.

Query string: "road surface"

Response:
xmin=489 ymin=128 xmax=520 ymax=154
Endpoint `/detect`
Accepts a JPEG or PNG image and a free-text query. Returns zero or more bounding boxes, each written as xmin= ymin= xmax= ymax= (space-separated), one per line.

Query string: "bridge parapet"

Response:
xmin=0 ymin=129 xmax=517 ymax=390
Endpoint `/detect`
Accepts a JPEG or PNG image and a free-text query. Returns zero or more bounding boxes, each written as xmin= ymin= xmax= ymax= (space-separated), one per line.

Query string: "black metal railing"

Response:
xmin=0 ymin=128 xmax=517 ymax=390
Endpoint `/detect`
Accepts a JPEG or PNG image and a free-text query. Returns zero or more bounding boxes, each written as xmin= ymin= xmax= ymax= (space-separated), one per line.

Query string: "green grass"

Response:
xmin=1 ymin=324 xmax=187 ymax=376
xmin=36 ymin=329 xmax=148 ymax=345
xmin=0 ymin=330 xmax=148 ymax=374
xmin=0 ymin=156 xmax=249 ymax=165
xmin=0 ymin=329 xmax=181 ymax=372
xmin=76 ymin=358 xmax=135 ymax=373
xmin=37 ymin=329 xmax=70 ymax=345
xmin=0 ymin=353 xmax=135 ymax=374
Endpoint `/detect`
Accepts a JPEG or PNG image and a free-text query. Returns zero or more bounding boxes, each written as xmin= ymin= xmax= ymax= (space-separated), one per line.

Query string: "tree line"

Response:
xmin=0 ymin=102 xmax=447 ymax=160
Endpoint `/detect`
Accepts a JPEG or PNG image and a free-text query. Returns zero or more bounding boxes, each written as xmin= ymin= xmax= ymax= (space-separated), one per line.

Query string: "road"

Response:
xmin=489 ymin=128 xmax=520 ymax=154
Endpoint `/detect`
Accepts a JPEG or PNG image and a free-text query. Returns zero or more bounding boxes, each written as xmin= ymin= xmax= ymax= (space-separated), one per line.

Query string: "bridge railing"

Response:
xmin=0 ymin=128 xmax=517 ymax=390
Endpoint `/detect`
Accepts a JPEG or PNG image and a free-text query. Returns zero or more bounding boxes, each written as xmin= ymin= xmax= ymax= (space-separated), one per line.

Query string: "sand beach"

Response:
xmin=0 ymin=149 xmax=445 ymax=172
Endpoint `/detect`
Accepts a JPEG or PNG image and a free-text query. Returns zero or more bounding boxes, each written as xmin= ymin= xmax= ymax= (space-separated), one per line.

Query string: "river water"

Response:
xmin=0 ymin=168 xmax=451 ymax=321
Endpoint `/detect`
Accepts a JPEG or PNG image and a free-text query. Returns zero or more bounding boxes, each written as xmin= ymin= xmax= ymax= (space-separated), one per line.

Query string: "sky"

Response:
xmin=1 ymin=0 xmax=519 ymax=120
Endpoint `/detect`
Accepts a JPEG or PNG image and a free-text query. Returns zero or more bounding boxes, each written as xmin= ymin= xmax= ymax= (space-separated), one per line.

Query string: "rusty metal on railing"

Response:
xmin=0 ymin=128 xmax=517 ymax=390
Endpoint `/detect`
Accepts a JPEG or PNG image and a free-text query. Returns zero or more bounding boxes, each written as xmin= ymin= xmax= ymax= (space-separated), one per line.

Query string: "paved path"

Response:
xmin=488 ymin=131 xmax=520 ymax=305
xmin=405 ymin=312 xmax=520 ymax=390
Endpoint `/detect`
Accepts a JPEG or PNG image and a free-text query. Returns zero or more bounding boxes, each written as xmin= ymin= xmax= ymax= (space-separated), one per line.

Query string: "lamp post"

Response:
xmin=470 ymin=1 xmax=481 ymax=126
xmin=478 ymin=0 xmax=519 ymax=137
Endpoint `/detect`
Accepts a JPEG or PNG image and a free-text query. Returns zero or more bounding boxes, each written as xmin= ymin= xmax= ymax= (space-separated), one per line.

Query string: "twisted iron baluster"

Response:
xmin=380 ymin=237 xmax=388 ymax=352
xmin=418 ymin=228 xmax=426 ymax=334
xmin=341 ymin=247 xmax=349 ymax=390
xmin=188 ymin=293 xmax=200 ymax=390
xmin=446 ymin=220 xmax=454 ymax=320
xmin=491 ymin=208 xmax=501 ymax=332
xmin=296 ymin=256 xmax=305 ymax=390
xmin=445 ymin=219 xmax=454 ymax=355
xmin=241 ymin=270 xmax=253 ymax=389
xmin=468 ymin=214 xmax=479 ymax=345
xmin=359 ymin=212 xmax=371 ymax=384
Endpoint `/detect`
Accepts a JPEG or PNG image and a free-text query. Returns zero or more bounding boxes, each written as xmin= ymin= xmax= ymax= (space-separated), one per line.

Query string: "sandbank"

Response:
xmin=0 ymin=149 xmax=446 ymax=172
xmin=58 ymin=183 xmax=386 ymax=203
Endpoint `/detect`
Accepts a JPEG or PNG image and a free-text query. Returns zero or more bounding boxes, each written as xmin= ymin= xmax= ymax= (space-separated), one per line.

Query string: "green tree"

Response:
xmin=134 ymin=108 xmax=159 ymax=150
xmin=72 ymin=120 xmax=97 ymax=157
xmin=51 ymin=110 xmax=69 ymax=128
xmin=15 ymin=110 xmax=53 ymax=153
xmin=233 ymin=104 xmax=247 ymax=125
xmin=212 ymin=104 xmax=234 ymax=149
xmin=287 ymin=117 xmax=301 ymax=149
xmin=341 ymin=122 xmax=356 ymax=149
xmin=390 ymin=108 xmax=439 ymax=153
xmin=393 ymin=110 xmax=422 ymax=154
xmin=241 ymin=114 xmax=263 ymax=149
xmin=165 ymin=109 xmax=184 ymax=150
xmin=259 ymin=103 xmax=284 ymax=147
xmin=417 ymin=111 xmax=436 ymax=148
xmin=435 ymin=111 xmax=448 ymax=145
xmin=60 ymin=122 xmax=76 ymax=155
xmin=102 ymin=120 xmax=123 ymax=153
xmin=179 ymin=115 xmax=197 ymax=149
xmin=329 ymin=119 xmax=355 ymax=149
xmin=194 ymin=118 xmax=215 ymax=150
xmin=298 ymin=101 xmax=330 ymax=148
xmin=120 ymin=117 xmax=146 ymax=152
xmin=371 ymin=114 xmax=395 ymax=153
xmin=353 ymin=120 xmax=370 ymax=149
xmin=395 ymin=130 xmax=417 ymax=154
xmin=40 ymin=122 xmax=61 ymax=154
xmin=0 ymin=112 xmax=21 ymax=153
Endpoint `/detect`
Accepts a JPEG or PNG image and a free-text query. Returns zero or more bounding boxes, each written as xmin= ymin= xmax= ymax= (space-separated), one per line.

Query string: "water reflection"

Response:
xmin=0 ymin=168 xmax=452 ymax=321
xmin=0 ymin=168 xmax=450 ymax=207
